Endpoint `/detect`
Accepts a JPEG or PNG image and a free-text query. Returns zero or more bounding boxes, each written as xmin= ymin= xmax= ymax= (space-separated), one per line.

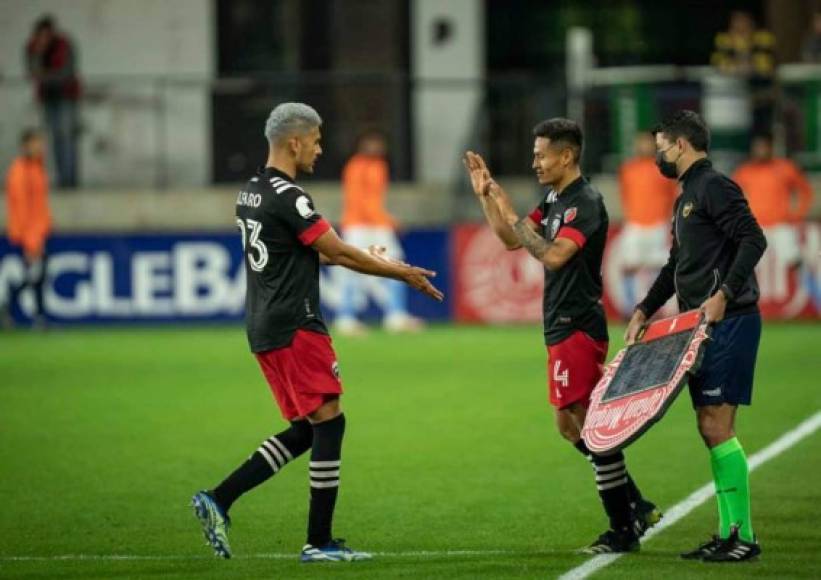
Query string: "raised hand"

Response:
xmin=463 ymin=151 xmax=493 ymax=198
xmin=485 ymin=178 xmax=518 ymax=224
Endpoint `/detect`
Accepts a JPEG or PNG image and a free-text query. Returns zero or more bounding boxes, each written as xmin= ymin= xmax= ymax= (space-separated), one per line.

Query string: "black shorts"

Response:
xmin=688 ymin=312 xmax=761 ymax=408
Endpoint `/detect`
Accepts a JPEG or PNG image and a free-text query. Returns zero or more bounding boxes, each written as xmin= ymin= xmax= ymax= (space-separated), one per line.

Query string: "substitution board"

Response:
xmin=582 ymin=310 xmax=711 ymax=454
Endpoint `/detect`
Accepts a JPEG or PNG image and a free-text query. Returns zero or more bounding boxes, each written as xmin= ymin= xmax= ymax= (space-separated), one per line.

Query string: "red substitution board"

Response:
xmin=582 ymin=310 xmax=711 ymax=454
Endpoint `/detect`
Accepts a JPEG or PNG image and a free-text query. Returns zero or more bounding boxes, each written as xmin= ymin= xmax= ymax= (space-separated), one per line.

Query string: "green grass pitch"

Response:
xmin=1 ymin=322 xmax=820 ymax=579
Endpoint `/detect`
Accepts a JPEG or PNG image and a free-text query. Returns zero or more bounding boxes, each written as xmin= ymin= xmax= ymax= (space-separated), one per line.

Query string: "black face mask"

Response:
xmin=655 ymin=147 xmax=680 ymax=179
xmin=655 ymin=151 xmax=678 ymax=179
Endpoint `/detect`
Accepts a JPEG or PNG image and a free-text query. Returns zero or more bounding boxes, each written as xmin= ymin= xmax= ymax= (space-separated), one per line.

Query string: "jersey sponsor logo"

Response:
xmin=682 ymin=201 xmax=694 ymax=218
xmin=564 ymin=207 xmax=577 ymax=223
xmin=236 ymin=190 xmax=262 ymax=208
xmin=296 ymin=195 xmax=315 ymax=219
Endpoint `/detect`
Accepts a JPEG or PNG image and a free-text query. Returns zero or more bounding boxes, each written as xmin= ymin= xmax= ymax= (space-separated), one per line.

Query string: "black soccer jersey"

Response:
xmin=527 ymin=176 xmax=609 ymax=346
xmin=235 ymin=166 xmax=331 ymax=353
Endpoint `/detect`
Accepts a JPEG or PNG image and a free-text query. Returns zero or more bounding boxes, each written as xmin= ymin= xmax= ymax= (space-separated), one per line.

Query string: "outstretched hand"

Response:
xmin=367 ymin=245 xmax=410 ymax=267
xmin=400 ymin=265 xmax=444 ymax=302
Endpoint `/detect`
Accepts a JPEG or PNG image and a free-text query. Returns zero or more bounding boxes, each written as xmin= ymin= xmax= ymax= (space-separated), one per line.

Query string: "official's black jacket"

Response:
xmin=638 ymin=159 xmax=767 ymax=319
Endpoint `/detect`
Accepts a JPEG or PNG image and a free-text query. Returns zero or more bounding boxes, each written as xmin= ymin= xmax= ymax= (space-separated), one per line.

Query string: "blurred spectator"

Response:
xmin=25 ymin=15 xmax=81 ymax=189
xmin=334 ymin=130 xmax=423 ymax=335
xmin=732 ymin=133 xmax=813 ymax=271
xmin=617 ymin=131 xmax=678 ymax=318
xmin=801 ymin=12 xmax=821 ymax=63
xmin=711 ymin=10 xmax=776 ymax=136
xmin=2 ymin=129 xmax=52 ymax=328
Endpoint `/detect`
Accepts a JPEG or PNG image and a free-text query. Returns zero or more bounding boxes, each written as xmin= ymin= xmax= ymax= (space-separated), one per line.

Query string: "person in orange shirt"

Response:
xmin=618 ymin=131 xmax=678 ymax=317
xmin=3 ymin=128 xmax=52 ymax=327
xmin=732 ymin=133 xmax=813 ymax=273
xmin=335 ymin=130 xmax=423 ymax=335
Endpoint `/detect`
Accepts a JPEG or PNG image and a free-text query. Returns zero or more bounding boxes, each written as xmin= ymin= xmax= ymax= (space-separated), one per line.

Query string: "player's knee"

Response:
xmin=697 ymin=415 xmax=733 ymax=447
xmin=308 ymin=396 xmax=341 ymax=423
xmin=556 ymin=420 xmax=580 ymax=442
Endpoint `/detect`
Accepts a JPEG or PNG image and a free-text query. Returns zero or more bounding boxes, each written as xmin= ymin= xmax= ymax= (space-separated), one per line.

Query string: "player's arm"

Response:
xmin=320 ymin=245 xmax=406 ymax=267
xmin=319 ymin=252 xmax=334 ymax=265
xmin=484 ymin=179 xmax=580 ymax=271
xmin=463 ymin=151 xmax=524 ymax=250
xmin=705 ymin=176 xmax=766 ymax=297
xmin=312 ymin=229 xmax=444 ymax=302
xmin=697 ymin=176 xmax=767 ymax=323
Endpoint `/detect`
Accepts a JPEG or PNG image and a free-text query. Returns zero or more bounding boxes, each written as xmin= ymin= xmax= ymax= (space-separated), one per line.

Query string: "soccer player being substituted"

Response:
xmin=626 ymin=111 xmax=767 ymax=562
xmin=192 ymin=103 xmax=444 ymax=563
xmin=464 ymin=119 xmax=661 ymax=554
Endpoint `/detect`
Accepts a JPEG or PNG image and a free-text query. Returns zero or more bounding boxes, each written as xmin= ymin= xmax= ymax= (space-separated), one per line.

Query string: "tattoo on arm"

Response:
xmin=512 ymin=218 xmax=551 ymax=262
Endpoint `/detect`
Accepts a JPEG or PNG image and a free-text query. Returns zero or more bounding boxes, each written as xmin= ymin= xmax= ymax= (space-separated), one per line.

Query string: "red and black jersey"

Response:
xmin=528 ymin=176 xmax=609 ymax=346
xmin=236 ymin=166 xmax=331 ymax=353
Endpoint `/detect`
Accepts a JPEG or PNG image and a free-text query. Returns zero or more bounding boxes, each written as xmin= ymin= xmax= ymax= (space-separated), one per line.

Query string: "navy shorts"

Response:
xmin=688 ymin=312 xmax=761 ymax=408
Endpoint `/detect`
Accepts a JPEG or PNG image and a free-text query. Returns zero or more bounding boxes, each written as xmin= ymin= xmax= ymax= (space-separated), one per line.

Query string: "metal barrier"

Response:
xmin=3 ymin=66 xmax=821 ymax=190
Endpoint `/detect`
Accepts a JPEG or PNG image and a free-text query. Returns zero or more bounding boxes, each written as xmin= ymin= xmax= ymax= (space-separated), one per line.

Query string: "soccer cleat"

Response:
xmin=581 ymin=529 xmax=640 ymax=554
xmin=632 ymin=498 xmax=663 ymax=538
xmin=300 ymin=539 xmax=373 ymax=563
xmin=701 ymin=527 xmax=761 ymax=563
xmin=192 ymin=491 xmax=232 ymax=559
xmin=680 ymin=535 xmax=723 ymax=560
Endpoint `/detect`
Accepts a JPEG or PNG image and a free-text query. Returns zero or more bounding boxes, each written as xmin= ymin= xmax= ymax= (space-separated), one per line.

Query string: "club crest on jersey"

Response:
xmin=331 ymin=361 xmax=340 ymax=379
xmin=682 ymin=201 xmax=694 ymax=218
xmin=296 ymin=195 xmax=315 ymax=219
xmin=563 ymin=207 xmax=577 ymax=223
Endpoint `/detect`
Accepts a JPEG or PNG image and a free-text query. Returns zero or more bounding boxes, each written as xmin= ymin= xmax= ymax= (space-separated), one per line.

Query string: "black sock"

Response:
xmin=574 ymin=440 xmax=644 ymax=506
xmin=212 ymin=420 xmax=312 ymax=512
xmin=307 ymin=413 xmax=345 ymax=547
xmin=575 ymin=440 xmax=634 ymax=532
xmin=625 ymin=473 xmax=642 ymax=505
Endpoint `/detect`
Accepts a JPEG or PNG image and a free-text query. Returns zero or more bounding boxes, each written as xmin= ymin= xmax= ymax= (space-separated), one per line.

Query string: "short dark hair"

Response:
xmin=653 ymin=110 xmax=710 ymax=153
xmin=20 ymin=127 xmax=42 ymax=145
xmin=532 ymin=118 xmax=583 ymax=163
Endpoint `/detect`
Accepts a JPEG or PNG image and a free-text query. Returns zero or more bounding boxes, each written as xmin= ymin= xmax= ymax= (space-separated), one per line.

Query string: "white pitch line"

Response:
xmin=558 ymin=410 xmax=821 ymax=580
